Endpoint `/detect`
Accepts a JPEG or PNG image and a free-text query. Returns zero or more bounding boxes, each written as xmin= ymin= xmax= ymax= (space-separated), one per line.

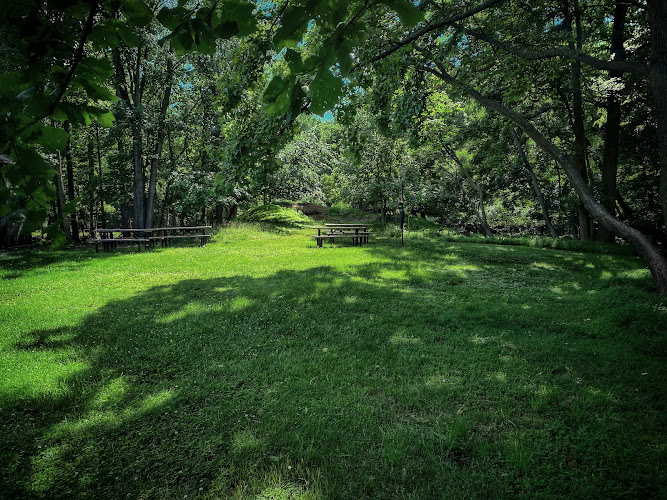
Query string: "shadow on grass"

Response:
xmin=1 ymin=258 xmax=665 ymax=498
xmin=0 ymin=247 xmax=124 ymax=281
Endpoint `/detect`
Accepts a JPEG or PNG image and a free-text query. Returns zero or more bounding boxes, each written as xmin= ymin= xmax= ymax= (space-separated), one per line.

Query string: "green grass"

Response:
xmin=1 ymin=225 xmax=665 ymax=499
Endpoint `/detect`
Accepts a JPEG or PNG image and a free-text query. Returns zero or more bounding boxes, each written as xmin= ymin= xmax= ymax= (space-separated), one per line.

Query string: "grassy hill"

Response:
xmin=1 ymin=225 xmax=665 ymax=498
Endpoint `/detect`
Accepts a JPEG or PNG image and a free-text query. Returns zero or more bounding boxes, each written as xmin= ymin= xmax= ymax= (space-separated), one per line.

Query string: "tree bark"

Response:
xmin=63 ymin=121 xmax=80 ymax=242
xmin=87 ymin=131 xmax=95 ymax=233
xmin=445 ymin=145 xmax=493 ymax=237
xmin=565 ymin=0 xmax=590 ymax=240
xmin=55 ymin=151 xmax=72 ymax=244
xmin=96 ymin=124 xmax=106 ymax=229
xmin=647 ymin=0 xmax=667 ymax=237
xmin=146 ymin=45 xmax=173 ymax=229
xmin=426 ymin=63 xmax=667 ymax=295
xmin=598 ymin=0 xmax=629 ymax=243
xmin=113 ymin=46 xmax=145 ymax=230
xmin=514 ymin=131 xmax=559 ymax=238
xmin=131 ymin=46 xmax=145 ymax=229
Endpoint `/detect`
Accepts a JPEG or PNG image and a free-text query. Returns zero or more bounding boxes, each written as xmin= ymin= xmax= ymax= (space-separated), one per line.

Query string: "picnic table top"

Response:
xmin=323 ymin=223 xmax=368 ymax=226
xmin=150 ymin=226 xmax=212 ymax=231
xmin=97 ymin=228 xmax=154 ymax=233
xmin=311 ymin=225 xmax=368 ymax=229
xmin=97 ymin=226 xmax=212 ymax=233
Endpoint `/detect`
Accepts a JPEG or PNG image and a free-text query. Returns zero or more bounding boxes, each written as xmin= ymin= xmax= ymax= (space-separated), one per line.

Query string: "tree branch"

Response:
xmin=422 ymin=60 xmax=667 ymax=293
xmin=366 ymin=0 xmax=506 ymax=65
xmin=463 ymin=28 xmax=650 ymax=76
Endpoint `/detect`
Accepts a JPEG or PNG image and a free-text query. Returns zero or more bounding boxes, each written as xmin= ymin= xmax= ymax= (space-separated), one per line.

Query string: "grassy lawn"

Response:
xmin=1 ymin=225 xmax=665 ymax=499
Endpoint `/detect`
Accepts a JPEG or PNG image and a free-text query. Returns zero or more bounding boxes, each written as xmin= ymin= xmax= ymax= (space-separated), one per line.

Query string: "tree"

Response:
xmin=261 ymin=0 xmax=667 ymax=294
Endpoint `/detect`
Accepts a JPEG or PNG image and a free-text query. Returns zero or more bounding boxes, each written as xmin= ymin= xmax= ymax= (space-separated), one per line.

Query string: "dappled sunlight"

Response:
xmin=424 ymin=374 xmax=462 ymax=389
xmin=2 ymin=240 xmax=665 ymax=498
xmin=389 ymin=332 xmax=423 ymax=345
xmin=470 ymin=334 xmax=494 ymax=345
xmin=530 ymin=261 xmax=557 ymax=271
xmin=89 ymin=376 xmax=128 ymax=409
xmin=231 ymin=429 xmax=265 ymax=456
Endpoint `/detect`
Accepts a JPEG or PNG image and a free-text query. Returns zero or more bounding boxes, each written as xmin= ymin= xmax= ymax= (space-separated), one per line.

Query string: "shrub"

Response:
xmin=239 ymin=204 xmax=312 ymax=226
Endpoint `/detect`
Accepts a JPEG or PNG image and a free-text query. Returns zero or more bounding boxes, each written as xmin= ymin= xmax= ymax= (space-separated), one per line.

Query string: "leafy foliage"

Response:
xmin=239 ymin=203 xmax=312 ymax=226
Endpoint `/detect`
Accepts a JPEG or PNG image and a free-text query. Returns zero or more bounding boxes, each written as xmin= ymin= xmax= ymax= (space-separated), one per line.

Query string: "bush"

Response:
xmin=239 ymin=204 xmax=312 ymax=226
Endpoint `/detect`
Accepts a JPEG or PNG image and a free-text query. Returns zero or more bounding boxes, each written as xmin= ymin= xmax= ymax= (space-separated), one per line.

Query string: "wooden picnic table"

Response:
xmin=93 ymin=228 xmax=153 ymax=252
xmin=310 ymin=225 xmax=371 ymax=247
xmin=90 ymin=226 xmax=212 ymax=251
xmin=312 ymin=224 xmax=368 ymax=234
xmin=148 ymin=226 xmax=212 ymax=248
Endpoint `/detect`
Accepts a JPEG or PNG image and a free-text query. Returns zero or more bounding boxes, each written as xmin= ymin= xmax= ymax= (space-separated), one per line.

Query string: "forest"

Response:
xmin=1 ymin=0 xmax=667 ymax=292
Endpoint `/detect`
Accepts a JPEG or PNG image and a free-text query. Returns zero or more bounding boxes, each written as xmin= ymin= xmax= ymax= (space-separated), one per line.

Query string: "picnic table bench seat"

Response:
xmin=90 ymin=237 xmax=150 ymax=252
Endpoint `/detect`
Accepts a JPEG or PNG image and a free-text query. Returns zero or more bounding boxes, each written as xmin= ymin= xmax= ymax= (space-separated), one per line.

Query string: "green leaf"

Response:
xmin=274 ymin=7 xmax=310 ymax=48
xmin=77 ymin=57 xmax=114 ymax=81
xmin=213 ymin=21 xmax=239 ymax=39
xmin=284 ymin=49 xmax=305 ymax=74
xmin=120 ymin=0 xmax=154 ymax=28
xmin=263 ymin=75 xmax=292 ymax=104
xmin=114 ymin=22 xmax=142 ymax=47
xmin=90 ymin=109 xmax=115 ymax=128
xmin=191 ymin=18 xmax=217 ymax=54
xmin=157 ymin=6 xmax=189 ymax=31
xmin=13 ymin=147 xmax=53 ymax=183
xmin=23 ymin=124 xmax=69 ymax=152
xmin=218 ymin=0 xmax=256 ymax=36
xmin=46 ymin=221 xmax=67 ymax=249
xmin=263 ymin=75 xmax=296 ymax=116
xmin=78 ymin=79 xmax=118 ymax=102
xmin=285 ymin=83 xmax=307 ymax=124
xmin=309 ymin=68 xmax=342 ymax=116
xmin=381 ymin=0 xmax=424 ymax=28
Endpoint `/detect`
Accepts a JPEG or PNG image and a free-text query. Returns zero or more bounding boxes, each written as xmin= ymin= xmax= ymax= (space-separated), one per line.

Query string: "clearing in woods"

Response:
xmin=0 ymin=224 xmax=665 ymax=498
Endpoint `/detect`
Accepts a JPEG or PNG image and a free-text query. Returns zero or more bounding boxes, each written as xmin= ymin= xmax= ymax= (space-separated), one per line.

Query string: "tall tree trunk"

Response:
xmin=598 ymin=0 xmax=629 ymax=243
xmin=159 ymin=179 xmax=171 ymax=228
xmin=427 ymin=64 xmax=667 ymax=295
xmin=146 ymin=45 xmax=173 ymax=229
xmin=113 ymin=46 xmax=145 ymax=230
xmin=55 ymin=151 xmax=72 ymax=244
xmin=514 ymin=131 xmax=559 ymax=238
xmin=87 ymin=131 xmax=95 ymax=233
xmin=63 ymin=121 xmax=80 ymax=242
xmin=446 ymin=145 xmax=493 ymax=237
xmin=565 ymin=0 xmax=590 ymax=240
xmin=647 ymin=0 xmax=667 ymax=236
xmin=132 ymin=47 xmax=145 ymax=229
xmin=96 ymin=124 xmax=106 ymax=229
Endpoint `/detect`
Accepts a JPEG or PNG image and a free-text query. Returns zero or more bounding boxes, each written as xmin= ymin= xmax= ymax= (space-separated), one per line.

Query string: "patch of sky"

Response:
xmin=317 ymin=111 xmax=334 ymax=122
xmin=437 ymin=33 xmax=453 ymax=45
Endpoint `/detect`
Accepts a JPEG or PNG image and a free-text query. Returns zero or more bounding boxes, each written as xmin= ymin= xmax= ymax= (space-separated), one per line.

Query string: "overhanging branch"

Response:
xmin=464 ymin=29 xmax=650 ymax=76
xmin=366 ymin=0 xmax=505 ymax=65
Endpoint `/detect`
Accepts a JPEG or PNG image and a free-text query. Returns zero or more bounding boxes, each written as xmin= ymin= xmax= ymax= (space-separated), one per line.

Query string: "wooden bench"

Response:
xmin=90 ymin=229 xmax=152 ymax=252
xmin=148 ymin=226 xmax=212 ymax=248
